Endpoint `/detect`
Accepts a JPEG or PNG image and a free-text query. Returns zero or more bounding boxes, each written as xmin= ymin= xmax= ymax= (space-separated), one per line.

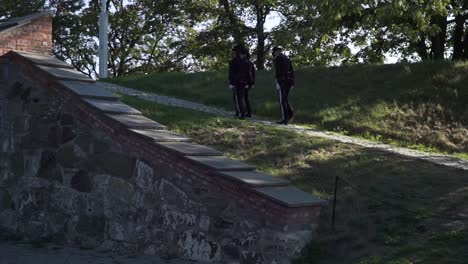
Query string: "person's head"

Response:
xmin=272 ymin=46 xmax=283 ymax=58
xmin=240 ymin=47 xmax=249 ymax=58
xmin=232 ymin=44 xmax=247 ymax=57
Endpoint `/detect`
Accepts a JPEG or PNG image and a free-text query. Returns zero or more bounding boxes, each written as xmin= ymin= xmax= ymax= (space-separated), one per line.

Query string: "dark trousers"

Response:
xmin=233 ymin=85 xmax=247 ymax=117
xmin=278 ymin=83 xmax=294 ymax=122
xmin=244 ymin=88 xmax=251 ymax=116
xmin=234 ymin=88 xmax=251 ymax=117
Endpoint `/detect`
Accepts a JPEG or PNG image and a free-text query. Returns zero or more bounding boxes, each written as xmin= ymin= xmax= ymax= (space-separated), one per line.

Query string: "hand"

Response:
xmin=291 ymin=85 xmax=295 ymax=89
xmin=229 ymin=85 xmax=234 ymax=90
xmin=245 ymin=85 xmax=249 ymax=89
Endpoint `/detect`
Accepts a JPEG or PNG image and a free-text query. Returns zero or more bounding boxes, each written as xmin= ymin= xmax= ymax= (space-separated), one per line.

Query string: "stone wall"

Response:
xmin=0 ymin=52 xmax=326 ymax=263
xmin=0 ymin=15 xmax=52 ymax=56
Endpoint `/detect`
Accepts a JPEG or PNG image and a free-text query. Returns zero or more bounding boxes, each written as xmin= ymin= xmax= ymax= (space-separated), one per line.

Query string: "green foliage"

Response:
xmin=0 ymin=0 xmax=45 ymax=21
xmin=4 ymin=0 xmax=468 ymax=74
xmin=279 ymin=0 xmax=467 ymax=63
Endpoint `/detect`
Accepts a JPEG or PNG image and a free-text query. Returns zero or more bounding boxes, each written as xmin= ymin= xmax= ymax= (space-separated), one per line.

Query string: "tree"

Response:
xmin=0 ymin=0 xmax=45 ymax=21
xmin=280 ymin=0 xmax=468 ymax=64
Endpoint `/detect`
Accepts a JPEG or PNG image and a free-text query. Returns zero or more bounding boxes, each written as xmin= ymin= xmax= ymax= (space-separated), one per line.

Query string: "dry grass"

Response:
xmin=107 ymin=60 xmax=468 ymax=156
xmin=122 ymin=95 xmax=468 ymax=264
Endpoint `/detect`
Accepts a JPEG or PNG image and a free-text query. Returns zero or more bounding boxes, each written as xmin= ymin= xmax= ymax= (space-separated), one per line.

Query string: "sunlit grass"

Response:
xmin=122 ymin=95 xmax=468 ymax=264
xmin=106 ymin=60 xmax=468 ymax=155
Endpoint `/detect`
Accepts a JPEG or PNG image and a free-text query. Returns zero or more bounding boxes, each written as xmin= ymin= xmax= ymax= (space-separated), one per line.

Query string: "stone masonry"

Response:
xmin=0 ymin=13 xmax=326 ymax=264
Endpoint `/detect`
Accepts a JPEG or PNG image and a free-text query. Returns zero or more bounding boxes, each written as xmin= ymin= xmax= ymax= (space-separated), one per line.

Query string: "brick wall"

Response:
xmin=0 ymin=52 xmax=326 ymax=263
xmin=0 ymin=15 xmax=52 ymax=56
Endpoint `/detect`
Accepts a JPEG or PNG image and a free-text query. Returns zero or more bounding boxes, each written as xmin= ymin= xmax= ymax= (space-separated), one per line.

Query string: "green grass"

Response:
xmin=121 ymin=95 xmax=468 ymax=264
xmin=105 ymin=61 xmax=468 ymax=156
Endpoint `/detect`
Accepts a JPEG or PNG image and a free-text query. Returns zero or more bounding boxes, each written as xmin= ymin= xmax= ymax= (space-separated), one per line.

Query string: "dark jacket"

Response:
xmin=274 ymin=54 xmax=295 ymax=86
xmin=229 ymin=56 xmax=253 ymax=86
xmin=248 ymin=59 xmax=256 ymax=86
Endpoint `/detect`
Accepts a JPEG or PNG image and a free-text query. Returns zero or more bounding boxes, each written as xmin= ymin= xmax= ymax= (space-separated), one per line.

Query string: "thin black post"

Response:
xmin=331 ymin=175 xmax=339 ymax=231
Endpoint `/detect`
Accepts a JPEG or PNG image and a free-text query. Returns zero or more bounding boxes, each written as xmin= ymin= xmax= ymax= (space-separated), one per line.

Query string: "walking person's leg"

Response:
xmin=285 ymin=85 xmax=295 ymax=122
xmin=244 ymin=88 xmax=252 ymax=117
xmin=235 ymin=85 xmax=246 ymax=118
xmin=277 ymin=82 xmax=289 ymax=124
xmin=233 ymin=89 xmax=239 ymax=117
xmin=277 ymin=89 xmax=285 ymax=122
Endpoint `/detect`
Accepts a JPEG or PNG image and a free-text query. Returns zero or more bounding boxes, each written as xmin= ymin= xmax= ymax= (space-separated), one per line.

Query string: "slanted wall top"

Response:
xmin=0 ymin=12 xmax=53 ymax=56
xmin=0 ymin=12 xmax=51 ymax=34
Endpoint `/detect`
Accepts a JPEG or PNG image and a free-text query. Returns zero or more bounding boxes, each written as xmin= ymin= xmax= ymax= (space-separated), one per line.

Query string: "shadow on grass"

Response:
xmin=107 ymin=61 xmax=468 ymax=153
xmin=121 ymin=95 xmax=468 ymax=264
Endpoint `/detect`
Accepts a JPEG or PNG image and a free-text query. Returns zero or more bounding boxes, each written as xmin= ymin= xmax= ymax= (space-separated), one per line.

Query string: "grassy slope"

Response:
xmin=107 ymin=61 xmax=468 ymax=156
xmin=121 ymin=95 xmax=468 ymax=264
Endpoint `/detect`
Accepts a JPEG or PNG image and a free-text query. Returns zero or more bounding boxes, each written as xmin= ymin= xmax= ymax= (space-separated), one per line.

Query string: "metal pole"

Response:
xmin=331 ymin=176 xmax=339 ymax=231
xmin=99 ymin=0 xmax=109 ymax=79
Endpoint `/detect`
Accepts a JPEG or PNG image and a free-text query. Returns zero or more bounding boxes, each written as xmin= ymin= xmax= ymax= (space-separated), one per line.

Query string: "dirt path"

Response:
xmin=101 ymin=82 xmax=468 ymax=171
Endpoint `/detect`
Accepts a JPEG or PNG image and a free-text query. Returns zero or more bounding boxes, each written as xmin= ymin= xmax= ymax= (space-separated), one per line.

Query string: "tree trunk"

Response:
xmin=219 ymin=0 xmax=243 ymax=44
xmin=452 ymin=13 xmax=465 ymax=60
xmin=429 ymin=15 xmax=447 ymax=60
xmin=452 ymin=0 xmax=468 ymax=59
xmin=256 ymin=34 xmax=266 ymax=70
xmin=416 ymin=34 xmax=429 ymax=61
xmin=254 ymin=3 xmax=270 ymax=70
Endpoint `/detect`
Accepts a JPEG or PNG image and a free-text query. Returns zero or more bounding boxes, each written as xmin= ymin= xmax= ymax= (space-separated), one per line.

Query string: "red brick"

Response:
xmin=0 ymin=15 xmax=52 ymax=55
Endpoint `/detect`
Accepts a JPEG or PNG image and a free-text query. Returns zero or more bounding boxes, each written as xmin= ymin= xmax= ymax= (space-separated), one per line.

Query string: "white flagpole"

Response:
xmin=99 ymin=0 xmax=109 ymax=78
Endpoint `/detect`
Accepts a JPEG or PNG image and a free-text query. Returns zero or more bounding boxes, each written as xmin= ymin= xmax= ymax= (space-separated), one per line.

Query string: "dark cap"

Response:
xmin=232 ymin=44 xmax=249 ymax=56
xmin=272 ymin=46 xmax=283 ymax=54
xmin=232 ymin=44 xmax=245 ymax=52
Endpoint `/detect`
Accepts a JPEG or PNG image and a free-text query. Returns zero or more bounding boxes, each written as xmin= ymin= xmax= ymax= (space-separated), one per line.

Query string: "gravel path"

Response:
xmin=101 ymin=82 xmax=468 ymax=171
xmin=0 ymin=242 xmax=195 ymax=264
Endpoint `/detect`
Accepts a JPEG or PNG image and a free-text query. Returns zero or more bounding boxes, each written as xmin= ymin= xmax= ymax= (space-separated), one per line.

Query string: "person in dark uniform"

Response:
xmin=244 ymin=51 xmax=256 ymax=117
xmin=272 ymin=46 xmax=295 ymax=125
xmin=229 ymin=45 xmax=253 ymax=119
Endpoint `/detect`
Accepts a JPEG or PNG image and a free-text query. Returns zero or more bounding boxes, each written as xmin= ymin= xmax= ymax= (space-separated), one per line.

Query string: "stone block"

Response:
xmin=75 ymin=215 xmax=105 ymax=238
xmin=217 ymin=171 xmax=289 ymax=187
xmin=13 ymin=115 xmax=29 ymax=132
xmin=93 ymin=152 xmax=135 ymax=180
xmin=37 ymin=166 xmax=62 ymax=183
xmin=157 ymin=142 xmax=223 ymax=156
xmin=61 ymin=126 xmax=77 ymax=144
xmin=0 ymin=58 xmax=9 ymax=82
xmin=106 ymin=176 xmax=135 ymax=204
xmin=92 ymin=139 xmax=110 ymax=154
xmin=59 ymin=81 xmax=119 ymax=100
xmin=130 ymin=129 xmax=191 ymax=142
xmin=84 ymin=99 xmax=141 ymax=115
xmin=10 ymin=152 xmax=24 ymax=177
xmin=0 ymin=188 xmax=13 ymax=212
xmin=60 ymin=113 xmax=74 ymax=126
xmin=56 ymin=145 xmax=78 ymax=168
xmin=160 ymin=180 xmax=189 ymax=208
xmin=177 ymin=230 xmax=221 ymax=262
xmin=37 ymin=150 xmax=62 ymax=183
xmin=37 ymin=65 xmax=94 ymax=82
xmin=185 ymin=156 xmax=255 ymax=171
xmin=71 ymin=170 xmax=93 ymax=193
xmin=16 ymin=51 xmax=74 ymax=69
xmin=135 ymin=160 xmax=154 ymax=191
xmin=252 ymin=186 xmax=327 ymax=208
xmin=47 ymin=125 xmax=62 ymax=148
xmin=107 ymin=114 xmax=165 ymax=130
